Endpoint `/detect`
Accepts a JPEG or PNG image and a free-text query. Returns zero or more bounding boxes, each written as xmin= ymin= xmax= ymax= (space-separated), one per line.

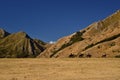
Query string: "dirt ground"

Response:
xmin=0 ymin=58 xmax=120 ymax=80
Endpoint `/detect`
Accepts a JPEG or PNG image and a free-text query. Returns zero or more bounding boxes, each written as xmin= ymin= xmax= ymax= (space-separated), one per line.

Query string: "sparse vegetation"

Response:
xmin=60 ymin=31 xmax=84 ymax=50
xmin=84 ymin=33 xmax=120 ymax=51
xmin=50 ymin=31 xmax=84 ymax=57
xmin=96 ymin=33 xmax=120 ymax=44
xmin=97 ymin=46 xmax=101 ymax=49
xmin=70 ymin=31 xmax=84 ymax=43
xmin=85 ymin=44 xmax=94 ymax=50
xmin=109 ymin=42 xmax=116 ymax=46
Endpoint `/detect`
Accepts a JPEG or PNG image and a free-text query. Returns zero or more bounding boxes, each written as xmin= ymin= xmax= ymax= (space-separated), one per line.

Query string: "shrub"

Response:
xmin=97 ymin=46 xmax=101 ymax=49
xmin=50 ymin=31 xmax=84 ymax=57
xmin=85 ymin=44 xmax=94 ymax=50
xmin=70 ymin=31 xmax=84 ymax=44
xmin=110 ymin=42 xmax=116 ymax=46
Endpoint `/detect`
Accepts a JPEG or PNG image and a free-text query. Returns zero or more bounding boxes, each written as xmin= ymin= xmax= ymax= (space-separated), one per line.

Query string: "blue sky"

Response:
xmin=0 ymin=0 xmax=120 ymax=42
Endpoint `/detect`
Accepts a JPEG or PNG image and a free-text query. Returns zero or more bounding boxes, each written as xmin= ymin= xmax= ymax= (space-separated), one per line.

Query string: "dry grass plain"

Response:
xmin=0 ymin=58 xmax=120 ymax=80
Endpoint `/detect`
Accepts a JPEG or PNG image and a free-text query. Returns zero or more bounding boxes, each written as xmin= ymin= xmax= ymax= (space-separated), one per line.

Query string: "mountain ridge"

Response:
xmin=0 ymin=30 xmax=46 ymax=58
xmin=1 ymin=10 xmax=120 ymax=58
xmin=38 ymin=10 xmax=120 ymax=58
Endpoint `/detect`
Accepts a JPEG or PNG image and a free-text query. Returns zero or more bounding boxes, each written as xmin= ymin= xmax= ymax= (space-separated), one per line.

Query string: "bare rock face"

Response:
xmin=38 ymin=10 xmax=120 ymax=58
xmin=0 ymin=31 xmax=45 ymax=58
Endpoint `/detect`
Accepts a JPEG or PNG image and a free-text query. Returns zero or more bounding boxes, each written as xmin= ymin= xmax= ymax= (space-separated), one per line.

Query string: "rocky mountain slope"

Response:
xmin=38 ymin=10 xmax=120 ymax=58
xmin=0 ymin=29 xmax=46 ymax=58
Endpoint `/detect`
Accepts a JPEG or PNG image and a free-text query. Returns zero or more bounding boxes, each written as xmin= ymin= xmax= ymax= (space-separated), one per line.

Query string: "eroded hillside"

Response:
xmin=0 ymin=29 xmax=46 ymax=58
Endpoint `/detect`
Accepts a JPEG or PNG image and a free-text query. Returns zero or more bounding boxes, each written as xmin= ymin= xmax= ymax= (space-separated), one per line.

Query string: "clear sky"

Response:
xmin=0 ymin=0 xmax=120 ymax=42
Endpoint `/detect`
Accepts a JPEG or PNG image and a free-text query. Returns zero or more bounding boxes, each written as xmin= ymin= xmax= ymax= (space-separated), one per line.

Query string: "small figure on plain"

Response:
xmin=79 ymin=53 xmax=84 ymax=58
xmin=102 ymin=53 xmax=106 ymax=58
xmin=86 ymin=53 xmax=91 ymax=58
xmin=69 ymin=53 xmax=76 ymax=58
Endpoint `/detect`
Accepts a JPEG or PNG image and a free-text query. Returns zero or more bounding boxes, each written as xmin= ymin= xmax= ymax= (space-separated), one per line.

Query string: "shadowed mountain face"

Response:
xmin=38 ymin=10 xmax=120 ymax=58
xmin=0 ymin=29 xmax=10 ymax=39
xmin=0 ymin=30 xmax=46 ymax=58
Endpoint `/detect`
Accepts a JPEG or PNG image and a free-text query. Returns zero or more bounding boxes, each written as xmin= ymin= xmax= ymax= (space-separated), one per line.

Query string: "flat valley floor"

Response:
xmin=0 ymin=58 xmax=120 ymax=80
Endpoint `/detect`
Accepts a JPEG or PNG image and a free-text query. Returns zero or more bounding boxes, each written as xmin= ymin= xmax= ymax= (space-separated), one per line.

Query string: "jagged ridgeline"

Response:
xmin=0 ymin=29 xmax=46 ymax=58
xmin=38 ymin=10 xmax=120 ymax=58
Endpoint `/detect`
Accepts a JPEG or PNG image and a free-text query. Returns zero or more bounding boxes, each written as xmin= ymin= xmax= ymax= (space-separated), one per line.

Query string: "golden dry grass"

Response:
xmin=0 ymin=58 xmax=120 ymax=80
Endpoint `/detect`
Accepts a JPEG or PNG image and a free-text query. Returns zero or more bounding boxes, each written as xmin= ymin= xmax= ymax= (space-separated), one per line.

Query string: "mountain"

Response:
xmin=0 ymin=30 xmax=46 ymax=58
xmin=38 ymin=10 xmax=120 ymax=58
xmin=0 ymin=29 xmax=10 ymax=39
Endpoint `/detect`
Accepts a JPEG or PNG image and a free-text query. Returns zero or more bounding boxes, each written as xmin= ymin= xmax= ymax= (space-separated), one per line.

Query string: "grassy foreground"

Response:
xmin=0 ymin=58 xmax=120 ymax=80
